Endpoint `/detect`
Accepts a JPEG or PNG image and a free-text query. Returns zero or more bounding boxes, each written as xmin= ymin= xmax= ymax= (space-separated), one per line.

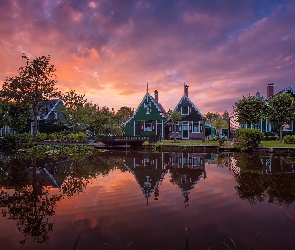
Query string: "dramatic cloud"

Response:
xmin=0 ymin=0 xmax=294 ymax=114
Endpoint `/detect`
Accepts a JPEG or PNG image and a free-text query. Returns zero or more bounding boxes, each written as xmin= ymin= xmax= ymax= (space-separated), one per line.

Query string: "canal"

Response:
xmin=0 ymin=151 xmax=295 ymax=249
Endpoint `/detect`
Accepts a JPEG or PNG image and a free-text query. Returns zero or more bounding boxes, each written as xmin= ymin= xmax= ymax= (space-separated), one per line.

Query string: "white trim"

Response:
xmin=192 ymin=121 xmax=201 ymax=133
xmin=182 ymin=122 xmax=189 ymax=139
xmin=266 ymin=119 xmax=272 ymax=132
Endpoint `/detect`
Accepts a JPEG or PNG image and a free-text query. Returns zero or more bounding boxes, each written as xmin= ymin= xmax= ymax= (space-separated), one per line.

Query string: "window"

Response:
xmin=144 ymin=102 xmax=151 ymax=114
xmin=266 ymin=119 xmax=272 ymax=132
xmin=251 ymin=123 xmax=261 ymax=130
xmin=282 ymin=123 xmax=293 ymax=131
xmin=181 ymin=106 xmax=189 ymax=115
xmin=144 ymin=120 xmax=152 ymax=131
xmin=193 ymin=121 xmax=200 ymax=133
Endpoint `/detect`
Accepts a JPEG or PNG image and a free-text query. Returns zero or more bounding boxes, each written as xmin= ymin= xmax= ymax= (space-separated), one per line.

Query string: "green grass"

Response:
xmin=260 ymin=141 xmax=295 ymax=148
xmin=154 ymin=140 xmax=219 ymax=147
xmin=152 ymin=140 xmax=295 ymax=149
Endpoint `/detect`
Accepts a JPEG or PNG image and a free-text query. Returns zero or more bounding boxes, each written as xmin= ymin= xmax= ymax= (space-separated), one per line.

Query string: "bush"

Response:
xmin=66 ymin=132 xmax=86 ymax=143
xmin=17 ymin=132 xmax=33 ymax=143
xmin=264 ymin=135 xmax=279 ymax=141
xmin=283 ymin=135 xmax=295 ymax=144
xmin=36 ymin=133 xmax=48 ymax=142
xmin=235 ymin=128 xmax=264 ymax=151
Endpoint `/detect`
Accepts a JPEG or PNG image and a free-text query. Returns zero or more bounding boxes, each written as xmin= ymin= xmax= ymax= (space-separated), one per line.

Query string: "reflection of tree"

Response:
xmin=0 ymin=155 xmax=62 ymax=245
xmin=267 ymin=174 xmax=295 ymax=206
xmin=231 ymin=153 xmax=295 ymax=206
xmin=233 ymin=153 xmax=265 ymax=173
xmin=60 ymin=153 xmax=125 ymax=197
xmin=234 ymin=172 xmax=268 ymax=205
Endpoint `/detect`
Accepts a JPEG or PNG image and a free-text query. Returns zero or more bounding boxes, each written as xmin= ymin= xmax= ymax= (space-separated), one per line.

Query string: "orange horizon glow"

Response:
xmin=0 ymin=1 xmax=294 ymax=114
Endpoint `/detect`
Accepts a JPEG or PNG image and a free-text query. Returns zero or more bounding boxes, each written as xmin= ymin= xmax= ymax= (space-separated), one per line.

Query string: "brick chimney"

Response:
xmin=267 ymin=83 xmax=274 ymax=99
xmin=184 ymin=83 xmax=189 ymax=96
xmin=154 ymin=90 xmax=158 ymax=103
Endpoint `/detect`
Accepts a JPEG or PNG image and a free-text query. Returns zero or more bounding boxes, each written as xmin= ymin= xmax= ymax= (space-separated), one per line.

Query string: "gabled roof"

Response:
xmin=267 ymin=86 xmax=295 ymax=101
xmin=168 ymin=93 xmax=204 ymax=120
xmin=124 ymin=92 xmax=168 ymax=125
xmin=29 ymin=98 xmax=64 ymax=120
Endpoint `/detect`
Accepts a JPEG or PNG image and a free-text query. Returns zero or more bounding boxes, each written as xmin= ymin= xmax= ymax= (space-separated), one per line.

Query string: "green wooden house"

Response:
xmin=124 ymin=87 xmax=168 ymax=138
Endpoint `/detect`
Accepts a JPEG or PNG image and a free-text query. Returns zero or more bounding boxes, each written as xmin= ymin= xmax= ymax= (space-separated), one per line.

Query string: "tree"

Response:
xmin=0 ymin=54 xmax=61 ymax=141
xmin=170 ymin=110 xmax=182 ymax=142
xmin=114 ymin=106 xmax=133 ymax=132
xmin=204 ymin=112 xmax=220 ymax=124
xmin=233 ymin=95 xmax=266 ymax=127
xmin=5 ymin=101 xmax=31 ymax=133
xmin=205 ymin=111 xmax=229 ymax=136
xmin=267 ymin=93 xmax=295 ymax=143
xmin=60 ymin=90 xmax=93 ymax=132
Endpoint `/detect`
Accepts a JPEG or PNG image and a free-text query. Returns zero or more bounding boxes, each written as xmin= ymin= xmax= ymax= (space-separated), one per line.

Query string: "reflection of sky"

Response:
xmin=1 ymin=1 xmax=295 ymax=114
xmin=1 ymin=163 xmax=295 ymax=249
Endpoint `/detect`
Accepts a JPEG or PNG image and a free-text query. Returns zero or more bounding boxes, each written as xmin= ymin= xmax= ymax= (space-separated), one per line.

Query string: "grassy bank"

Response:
xmin=151 ymin=140 xmax=295 ymax=148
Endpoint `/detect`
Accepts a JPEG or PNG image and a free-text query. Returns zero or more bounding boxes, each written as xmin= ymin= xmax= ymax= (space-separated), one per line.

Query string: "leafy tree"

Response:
xmin=233 ymin=95 xmax=266 ymax=127
xmin=0 ymin=54 xmax=61 ymax=141
xmin=267 ymin=93 xmax=295 ymax=143
xmin=205 ymin=111 xmax=229 ymax=136
xmin=114 ymin=106 xmax=133 ymax=132
xmin=5 ymin=101 xmax=31 ymax=133
xmin=204 ymin=112 xmax=220 ymax=124
xmin=60 ymin=90 xmax=94 ymax=132
xmin=170 ymin=110 xmax=182 ymax=142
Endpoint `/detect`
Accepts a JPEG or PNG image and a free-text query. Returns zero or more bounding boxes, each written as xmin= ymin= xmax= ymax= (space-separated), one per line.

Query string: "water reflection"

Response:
xmin=0 ymin=155 xmax=62 ymax=245
xmin=215 ymin=152 xmax=295 ymax=205
xmin=0 ymin=151 xmax=295 ymax=247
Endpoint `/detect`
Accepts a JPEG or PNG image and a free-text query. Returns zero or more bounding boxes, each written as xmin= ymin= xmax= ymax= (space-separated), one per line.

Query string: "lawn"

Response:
xmin=154 ymin=140 xmax=219 ymax=147
xmin=151 ymin=140 xmax=295 ymax=148
xmin=260 ymin=141 xmax=295 ymax=148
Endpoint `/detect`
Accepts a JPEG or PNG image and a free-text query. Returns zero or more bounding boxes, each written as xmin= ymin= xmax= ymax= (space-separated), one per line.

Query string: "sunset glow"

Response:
xmin=1 ymin=0 xmax=294 ymax=114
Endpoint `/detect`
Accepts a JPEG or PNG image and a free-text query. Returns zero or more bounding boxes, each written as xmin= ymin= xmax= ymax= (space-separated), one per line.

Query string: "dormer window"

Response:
xmin=181 ymin=106 xmax=189 ymax=115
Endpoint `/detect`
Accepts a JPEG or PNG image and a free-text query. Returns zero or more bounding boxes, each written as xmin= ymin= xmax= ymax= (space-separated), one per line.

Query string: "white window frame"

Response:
xmin=181 ymin=106 xmax=189 ymax=115
xmin=192 ymin=121 xmax=200 ymax=133
xmin=144 ymin=120 xmax=152 ymax=131
xmin=266 ymin=119 xmax=272 ymax=132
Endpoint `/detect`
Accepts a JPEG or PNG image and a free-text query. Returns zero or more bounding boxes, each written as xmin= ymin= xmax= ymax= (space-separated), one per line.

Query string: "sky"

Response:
xmin=0 ymin=0 xmax=295 ymax=115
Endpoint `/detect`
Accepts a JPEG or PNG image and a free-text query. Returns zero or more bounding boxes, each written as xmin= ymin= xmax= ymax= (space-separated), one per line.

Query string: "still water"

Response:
xmin=0 ymin=151 xmax=295 ymax=250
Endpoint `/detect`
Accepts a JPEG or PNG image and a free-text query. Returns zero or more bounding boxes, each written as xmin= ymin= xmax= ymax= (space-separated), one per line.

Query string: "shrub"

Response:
xmin=17 ymin=132 xmax=33 ymax=143
xmin=264 ymin=135 xmax=279 ymax=141
xmin=235 ymin=128 xmax=264 ymax=151
xmin=66 ymin=132 xmax=86 ymax=143
xmin=36 ymin=133 xmax=48 ymax=142
xmin=283 ymin=135 xmax=295 ymax=144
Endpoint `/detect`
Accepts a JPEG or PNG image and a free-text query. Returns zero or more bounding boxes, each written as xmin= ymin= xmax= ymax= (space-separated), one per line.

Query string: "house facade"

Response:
xmin=22 ymin=98 xmax=66 ymax=134
xmin=168 ymin=84 xmax=205 ymax=140
xmin=124 ymin=86 xmax=168 ymax=138
xmin=240 ymin=84 xmax=295 ymax=137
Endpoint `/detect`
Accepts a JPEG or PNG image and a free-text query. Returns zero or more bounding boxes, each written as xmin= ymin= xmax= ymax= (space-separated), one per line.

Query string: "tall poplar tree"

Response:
xmin=0 ymin=54 xmax=61 ymax=141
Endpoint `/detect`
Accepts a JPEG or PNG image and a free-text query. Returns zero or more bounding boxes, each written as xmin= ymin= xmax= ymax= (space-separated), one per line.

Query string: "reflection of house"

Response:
xmin=168 ymin=153 xmax=207 ymax=207
xmin=124 ymin=153 xmax=168 ymax=205
xmin=124 ymin=85 xmax=168 ymax=139
xmin=168 ymin=84 xmax=205 ymax=140
xmin=240 ymin=83 xmax=295 ymax=136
